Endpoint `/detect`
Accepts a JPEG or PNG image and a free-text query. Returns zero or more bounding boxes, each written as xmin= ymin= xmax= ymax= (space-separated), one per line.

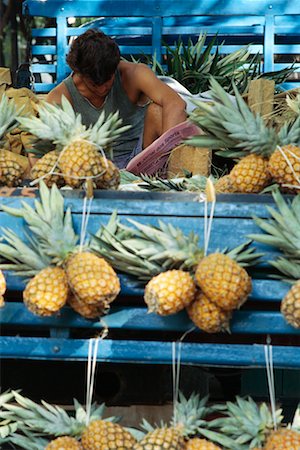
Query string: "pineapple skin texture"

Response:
xmin=133 ymin=427 xmax=184 ymax=450
xmin=66 ymin=252 xmax=120 ymax=307
xmin=23 ymin=266 xmax=69 ymax=316
xmin=81 ymin=420 xmax=136 ymax=450
xmin=195 ymin=253 xmax=252 ymax=311
xmin=269 ymin=145 xmax=300 ymax=191
xmin=46 ymin=436 xmax=83 ymax=449
xmin=0 ymin=149 xmax=25 ymax=187
xmin=281 ymin=280 xmax=300 ymax=328
xmin=229 ymin=154 xmax=271 ymax=193
xmin=95 ymin=158 xmax=120 ymax=190
xmin=187 ymin=291 xmax=232 ymax=333
xmin=58 ymin=140 xmax=109 ymax=188
xmin=214 ymin=175 xmax=237 ymax=194
xmin=184 ymin=437 xmax=222 ymax=450
xmin=264 ymin=429 xmax=300 ymax=450
xmin=68 ymin=294 xmax=106 ymax=319
xmin=144 ymin=270 xmax=197 ymax=315
xmin=0 ymin=269 xmax=6 ymax=308
xmin=31 ymin=150 xmax=64 ymax=187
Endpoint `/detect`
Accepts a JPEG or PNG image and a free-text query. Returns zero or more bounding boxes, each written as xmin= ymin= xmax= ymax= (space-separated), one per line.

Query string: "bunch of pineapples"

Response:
xmin=0 ymin=182 xmax=120 ymax=318
xmin=249 ymin=189 xmax=300 ymax=328
xmin=209 ymin=395 xmax=300 ymax=450
xmin=91 ymin=212 xmax=257 ymax=332
xmin=0 ymin=94 xmax=29 ymax=186
xmin=18 ymin=96 xmax=130 ymax=189
xmin=188 ymin=78 xmax=300 ymax=194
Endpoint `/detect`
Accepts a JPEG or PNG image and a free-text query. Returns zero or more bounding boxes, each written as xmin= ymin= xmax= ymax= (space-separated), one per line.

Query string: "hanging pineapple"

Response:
xmin=0 ymin=94 xmax=28 ymax=186
xmin=81 ymin=420 xmax=136 ymax=449
xmin=134 ymin=392 xmax=235 ymax=450
xmin=0 ymin=182 xmax=120 ymax=317
xmin=188 ymin=77 xmax=300 ymax=193
xmin=18 ymin=96 xmax=130 ymax=188
xmin=46 ymin=436 xmax=83 ymax=449
xmin=250 ymin=189 xmax=300 ymax=328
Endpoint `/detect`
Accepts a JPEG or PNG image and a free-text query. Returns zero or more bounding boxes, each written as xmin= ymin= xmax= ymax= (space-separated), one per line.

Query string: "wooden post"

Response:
xmin=247 ymin=78 xmax=275 ymax=123
xmin=166 ymin=144 xmax=211 ymax=178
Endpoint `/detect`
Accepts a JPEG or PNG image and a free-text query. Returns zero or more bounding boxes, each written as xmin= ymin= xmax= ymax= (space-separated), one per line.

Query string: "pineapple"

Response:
xmin=46 ymin=436 xmax=83 ymax=449
xmin=195 ymin=252 xmax=252 ymax=310
xmin=18 ymin=96 xmax=129 ymax=188
xmin=66 ymin=252 xmax=120 ymax=308
xmin=144 ymin=269 xmax=197 ymax=315
xmin=264 ymin=428 xmax=300 ymax=449
xmin=187 ymin=291 xmax=232 ymax=333
xmin=134 ymin=393 xmax=234 ymax=450
xmin=250 ymin=190 xmax=300 ymax=328
xmin=184 ymin=438 xmax=222 ymax=450
xmin=0 ymin=269 xmax=6 ymax=307
xmin=23 ymin=266 xmax=69 ymax=316
xmin=0 ymin=182 xmax=120 ymax=317
xmin=30 ymin=149 xmax=64 ymax=187
xmin=214 ymin=175 xmax=237 ymax=194
xmin=0 ymin=95 xmax=28 ymax=186
xmin=68 ymin=294 xmax=107 ymax=319
xmin=188 ymin=78 xmax=300 ymax=193
xmin=95 ymin=157 xmax=120 ymax=190
xmin=281 ymin=280 xmax=300 ymax=328
xmin=81 ymin=420 xmax=136 ymax=449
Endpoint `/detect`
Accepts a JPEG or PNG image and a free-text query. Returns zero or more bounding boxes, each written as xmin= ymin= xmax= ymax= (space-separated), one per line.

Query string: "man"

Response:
xmin=46 ymin=28 xmax=187 ymax=168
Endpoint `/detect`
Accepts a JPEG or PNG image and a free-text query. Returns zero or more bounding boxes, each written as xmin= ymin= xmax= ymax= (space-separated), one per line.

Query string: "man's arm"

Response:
xmin=46 ymin=83 xmax=71 ymax=105
xmin=131 ymin=63 xmax=187 ymax=132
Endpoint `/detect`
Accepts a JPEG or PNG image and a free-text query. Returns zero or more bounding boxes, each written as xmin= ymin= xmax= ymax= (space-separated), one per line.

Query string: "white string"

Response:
xmin=276 ymin=145 xmax=300 ymax=188
xmin=264 ymin=335 xmax=277 ymax=430
xmin=85 ymin=321 xmax=108 ymax=425
xmin=204 ymin=199 xmax=216 ymax=256
xmin=79 ymin=195 xmax=93 ymax=252
xmin=172 ymin=327 xmax=196 ymax=425
xmin=203 ymin=198 xmax=208 ymax=256
xmin=30 ymin=139 xmax=109 ymax=186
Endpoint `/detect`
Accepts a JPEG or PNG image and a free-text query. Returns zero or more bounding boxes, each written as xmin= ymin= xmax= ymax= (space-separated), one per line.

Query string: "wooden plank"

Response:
xmin=1 ymin=336 xmax=299 ymax=368
xmin=247 ymin=79 xmax=275 ymax=120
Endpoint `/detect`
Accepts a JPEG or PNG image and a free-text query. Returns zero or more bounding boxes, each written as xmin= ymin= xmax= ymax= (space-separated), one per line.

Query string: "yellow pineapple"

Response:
xmin=0 ymin=269 xmax=6 ymax=307
xmin=184 ymin=438 xmax=222 ymax=449
xmin=144 ymin=269 xmax=197 ymax=315
xmin=68 ymin=294 xmax=106 ymax=319
xmin=66 ymin=252 xmax=120 ymax=309
xmin=46 ymin=436 xmax=83 ymax=449
xmin=187 ymin=291 xmax=232 ymax=333
xmin=188 ymin=78 xmax=300 ymax=193
xmin=81 ymin=420 xmax=136 ymax=449
xmin=95 ymin=157 xmax=120 ymax=190
xmin=133 ymin=426 xmax=184 ymax=449
xmin=30 ymin=150 xmax=64 ymax=187
xmin=23 ymin=266 xmax=69 ymax=316
xmin=214 ymin=174 xmax=237 ymax=194
xmin=264 ymin=428 xmax=300 ymax=449
xmin=281 ymin=280 xmax=300 ymax=328
xmin=195 ymin=253 xmax=252 ymax=310
xmin=18 ymin=96 xmax=129 ymax=188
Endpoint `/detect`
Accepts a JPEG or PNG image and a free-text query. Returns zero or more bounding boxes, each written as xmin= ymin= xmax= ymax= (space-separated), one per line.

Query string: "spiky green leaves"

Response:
xmin=0 ymin=94 xmax=20 ymax=139
xmin=18 ymin=96 xmax=131 ymax=149
xmin=187 ymin=78 xmax=278 ymax=157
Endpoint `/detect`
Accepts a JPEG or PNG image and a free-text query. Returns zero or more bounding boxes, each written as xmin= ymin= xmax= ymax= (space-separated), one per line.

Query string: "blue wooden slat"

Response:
xmin=23 ymin=1 xmax=300 ymax=17
xmin=31 ymin=45 xmax=57 ymax=55
xmin=1 ymin=303 xmax=298 ymax=335
xmin=33 ymin=83 xmax=56 ymax=92
xmin=31 ymin=64 xmax=56 ymax=74
xmin=1 ymin=336 xmax=299 ymax=368
xmin=152 ymin=17 xmax=163 ymax=62
xmin=31 ymin=28 xmax=56 ymax=37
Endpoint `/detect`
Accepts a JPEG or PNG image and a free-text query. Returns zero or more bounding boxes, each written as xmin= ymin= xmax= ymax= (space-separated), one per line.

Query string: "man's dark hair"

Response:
xmin=66 ymin=29 xmax=120 ymax=85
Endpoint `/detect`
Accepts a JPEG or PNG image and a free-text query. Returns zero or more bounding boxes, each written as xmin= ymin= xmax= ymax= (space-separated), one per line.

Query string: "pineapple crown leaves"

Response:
xmin=249 ymin=189 xmax=300 ymax=280
xmin=0 ymin=182 xmax=79 ymax=266
xmin=187 ymin=77 xmax=278 ymax=157
xmin=1 ymin=429 xmax=50 ymax=450
xmin=0 ymin=94 xmax=21 ymax=139
xmin=277 ymin=115 xmax=300 ymax=146
xmin=171 ymin=392 xmax=212 ymax=436
xmin=209 ymin=396 xmax=283 ymax=449
xmin=0 ymin=391 xmax=113 ymax=440
xmin=224 ymin=240 xmax=262 ymax=268
xmin=91 ymin=211 xmax=204 ymax=280
xmin=18 ymin=95 xmax=131 ymax=149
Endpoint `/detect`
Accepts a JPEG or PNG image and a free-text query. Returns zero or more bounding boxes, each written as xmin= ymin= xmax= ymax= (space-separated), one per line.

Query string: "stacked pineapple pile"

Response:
xmin=249 ymin=189 xmax=300 ymax=329
xmin=0 ymin=182 xmax=120 ymax=318
xmin=0 ymin=94 xmax=29 ymax=186
xmin=91 ymin=212 xmax=258 ymax=333
xmin=18 ymin=96 xmax=130 ymax=190
xmin=188 ymin=78 xmax=300 ymax=194
xmin=1 ymin=390 xmax=300 ymax=449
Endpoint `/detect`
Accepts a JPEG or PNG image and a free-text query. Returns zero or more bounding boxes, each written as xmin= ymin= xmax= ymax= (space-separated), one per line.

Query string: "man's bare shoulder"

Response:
xmin=46 ymin=81 xmax=72 ymax=105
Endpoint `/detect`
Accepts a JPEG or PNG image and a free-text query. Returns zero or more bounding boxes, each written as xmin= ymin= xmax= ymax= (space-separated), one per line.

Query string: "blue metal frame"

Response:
xmin=23 ymin=0 xmax=300 ymax=92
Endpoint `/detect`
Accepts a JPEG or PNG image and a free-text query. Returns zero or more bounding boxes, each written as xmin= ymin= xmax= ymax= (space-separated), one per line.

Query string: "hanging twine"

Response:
xmin=203 ymin=178 xmax=216 ymax=256
xmin=30 ymin=139 xmax=109 ymax=186
xmin=85 ymin=321 xmax=109 ymax=426
xmin=264 ymin=335 xmax=277 ymax=430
